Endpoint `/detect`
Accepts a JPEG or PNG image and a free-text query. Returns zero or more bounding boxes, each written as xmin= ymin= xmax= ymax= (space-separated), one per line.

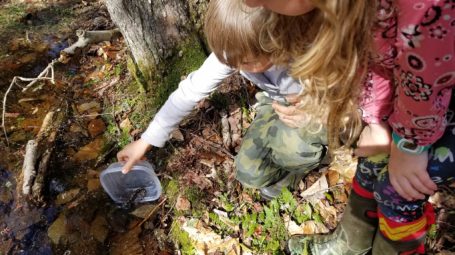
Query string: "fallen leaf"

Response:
xmin=181 ymin=218 xmax=243 ymax=255
xmin=119 ymin=118 xmax=132 ymax=131
xmin=315 ymin=200 xmax=338 ymax=229
xmin=181 ymin=171 xmax=213 ymax=190
xmin=304 ymin=220 xmax=330 ymax=234
xmin=56 ymin=188 xmax=80 ymax=205
xmin=329 ymin=147 xmax=358 ymax=179
xmin=77 ymin=101 xmax=101 ymax=113
xmin=176 ymin=195 xmax=191 ymax=211
xmin=170 ymin=129 xmax=184 ymax=141
xmin=327 ymin=170 xmax=341 ymax=187
xmin=130 ymin=204 xmax=157 ymax=218
xmin=300 ymin=175 xmax=329 ymax=200
xmin=284 ymin=215 xmax=305 ymax=235
xmin=73 ymin=137 xmax=107 ymax=161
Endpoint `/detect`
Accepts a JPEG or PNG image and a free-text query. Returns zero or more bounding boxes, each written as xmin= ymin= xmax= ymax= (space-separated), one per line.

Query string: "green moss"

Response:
xmin=164 ymin=179 xmax=179 ymax=203
xmin=153 ymin=37 xmax=206 ymax=108
xmin=127 ymin=57 xmax=149 ymax=92
xmin=0 ymin=3 xmax=27 ymax=31
xmin=170 ymin=220 xmax=196 ymax=254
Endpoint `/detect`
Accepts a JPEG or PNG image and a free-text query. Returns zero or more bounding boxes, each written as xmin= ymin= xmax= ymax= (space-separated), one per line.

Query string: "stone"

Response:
xmin=87 ymin=179 xmax=101 ymax=191
xmin=73 ymin=137 xmax=107 ymax=161
xmin=56 ymin=188 xmax=80 ymax=205
xmin=87 ymin=118 xmax=106 ymax=137
xmin=90 ymin=214 xmax=109 ymax=243
xmin=48 ymin=214 xmax=67 ymax=244
xmin=130 ymin=204 xmax=157 ymax=219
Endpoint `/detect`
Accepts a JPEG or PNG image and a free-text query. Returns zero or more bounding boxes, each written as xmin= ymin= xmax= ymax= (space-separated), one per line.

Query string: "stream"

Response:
xmin=0 ymin=26 xmax=149 ymax=255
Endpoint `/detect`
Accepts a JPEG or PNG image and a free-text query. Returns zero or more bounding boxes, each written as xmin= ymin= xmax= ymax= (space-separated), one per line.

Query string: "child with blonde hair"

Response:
xmin=243 ymin=0 xmax=454 ymax=254
xmin=117 ymin=0 xmax=327 ymax=200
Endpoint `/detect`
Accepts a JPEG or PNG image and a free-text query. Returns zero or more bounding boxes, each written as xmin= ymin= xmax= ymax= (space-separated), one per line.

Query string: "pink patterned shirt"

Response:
xmin=361 ymin=0 xmax=454 ymax=146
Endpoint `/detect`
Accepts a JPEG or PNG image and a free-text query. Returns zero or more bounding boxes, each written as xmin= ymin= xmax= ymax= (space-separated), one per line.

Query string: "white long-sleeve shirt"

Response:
xmin=141 ymin=53 xmax=302 ymax=147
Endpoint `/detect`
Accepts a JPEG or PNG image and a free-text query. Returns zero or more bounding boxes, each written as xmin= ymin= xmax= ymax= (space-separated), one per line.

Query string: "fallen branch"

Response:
xmin=59 ymin=29 xmax=120 ymax=62
xmin=130 ymin=198 xmax=167 ymax=230
xmin=2 ymin=60 xmax=57 ymax=145
xmin=20 ymin=109 xmax=66 ymax=202
xmin=22 ymin=140 xmax=38 ymax=195
xmin=220 ymin=110 xmax=231 ymax=149
xmin=190 ymin=133 xmax=234 ymax=159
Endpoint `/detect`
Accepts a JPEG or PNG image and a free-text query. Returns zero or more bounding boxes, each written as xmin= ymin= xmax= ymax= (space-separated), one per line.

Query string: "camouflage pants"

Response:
xmin=235 ymin=93 xmax=327 ymax=188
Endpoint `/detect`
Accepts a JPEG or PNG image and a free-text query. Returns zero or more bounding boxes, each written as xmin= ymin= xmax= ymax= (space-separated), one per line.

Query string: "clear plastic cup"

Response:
xmin=100 ymin=160 xmax=162 ymax=203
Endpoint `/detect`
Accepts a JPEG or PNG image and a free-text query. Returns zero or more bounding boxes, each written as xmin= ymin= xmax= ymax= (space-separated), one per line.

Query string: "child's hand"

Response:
xmin=272 ymin=94 xmax=308 ymax=128
xmin=117 ymin=139 xmax=152 ymax=174
xmin=354 ymin=122 xmax=391 ymax=157
xmin=388 ymin=143 xmax=437 ymax=201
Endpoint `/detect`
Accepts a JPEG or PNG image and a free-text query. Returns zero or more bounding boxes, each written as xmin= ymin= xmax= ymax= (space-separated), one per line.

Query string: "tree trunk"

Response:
xmin=106 ymin=0 xmax=209 ymax=104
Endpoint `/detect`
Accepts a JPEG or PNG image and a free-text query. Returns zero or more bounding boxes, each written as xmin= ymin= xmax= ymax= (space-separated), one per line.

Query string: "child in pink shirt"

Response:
xmin=244 ymin=0 xmax=454 ymax=254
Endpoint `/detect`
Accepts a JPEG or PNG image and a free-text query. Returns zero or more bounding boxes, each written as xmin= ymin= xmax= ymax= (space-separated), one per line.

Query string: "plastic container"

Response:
xmin=100 ymin=160 xmax=162 ymax=203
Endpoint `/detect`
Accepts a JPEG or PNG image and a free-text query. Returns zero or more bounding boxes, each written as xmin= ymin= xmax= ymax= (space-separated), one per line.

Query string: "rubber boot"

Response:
xmin=259 ymin=171 xmax=305 ymax=200
xmin=371 ymin=230 xmax=426 ymax=255
xmin=288 ymin=191 xmax=378 ymax=255
xmin=372 ymin=203 xmax=435 ymax=255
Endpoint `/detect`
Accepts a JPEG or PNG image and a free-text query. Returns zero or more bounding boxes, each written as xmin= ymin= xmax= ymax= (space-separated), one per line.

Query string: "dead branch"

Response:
xmin=60 ymin=29 xmax=120 ymax=57
xmin=190 ymin=133 xmax=234 ymax=159
xmin=22 ymin=140 xmax=38 ymax=195
xmin=130 ymin=198 xmax=167 ymax=230
xmin=2 ymin=60 xmax=57 ymax=145
xmin=2 ymin=29 xmax=121 ymax=144
xmin=220 ymin=110 xmax=231 ymax=149
xmin=21 ymin=109 xmax=66 ymax=201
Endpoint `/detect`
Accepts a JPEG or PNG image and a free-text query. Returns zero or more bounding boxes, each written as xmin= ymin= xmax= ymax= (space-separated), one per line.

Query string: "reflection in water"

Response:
xmin=0 ymin=167 xmax=54 ymax=254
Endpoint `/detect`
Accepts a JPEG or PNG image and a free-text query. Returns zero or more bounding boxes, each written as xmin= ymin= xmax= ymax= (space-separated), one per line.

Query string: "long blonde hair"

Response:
xmin=259 ymin=0 xmax=377 ymax=151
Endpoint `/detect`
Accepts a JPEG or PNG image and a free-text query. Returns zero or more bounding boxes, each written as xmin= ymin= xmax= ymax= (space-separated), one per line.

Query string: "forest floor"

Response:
xmin=0 ymin=0 xmax=454 ymax=254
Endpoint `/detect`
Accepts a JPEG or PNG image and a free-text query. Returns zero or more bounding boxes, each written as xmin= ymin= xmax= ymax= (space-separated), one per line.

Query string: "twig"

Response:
xmin=297 ymin=183 xmax=346 ymax=203
xmin=130 ymin=197 xmax=167 ymax=230
xmin=1 ymin=59 xmax=57 ymax=145
xmin=189 ymin=133 xmax=235 ymax=159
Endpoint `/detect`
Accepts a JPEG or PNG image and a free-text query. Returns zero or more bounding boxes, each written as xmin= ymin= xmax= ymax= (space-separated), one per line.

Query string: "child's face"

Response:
xmin=244 ymin=0 xmax=314 ymax=16
xmin=238 ymin=55 xmax=273 ymax=73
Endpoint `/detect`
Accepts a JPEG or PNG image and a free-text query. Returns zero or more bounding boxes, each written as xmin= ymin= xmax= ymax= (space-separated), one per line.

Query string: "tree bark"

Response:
xmin=106 ymin=0 xmax=209 ymax=92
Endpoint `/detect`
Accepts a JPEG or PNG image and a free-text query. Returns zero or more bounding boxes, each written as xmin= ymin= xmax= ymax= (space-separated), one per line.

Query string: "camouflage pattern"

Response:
xmin=235 ymin=93 xmax=327 ymax=188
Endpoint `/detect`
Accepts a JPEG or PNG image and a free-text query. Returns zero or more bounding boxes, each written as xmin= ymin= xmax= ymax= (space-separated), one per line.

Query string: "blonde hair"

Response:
xmin=204 ymin=0 xmax=270 ymax=68
xmin=259 ymin=1 xmax=377 ymax=151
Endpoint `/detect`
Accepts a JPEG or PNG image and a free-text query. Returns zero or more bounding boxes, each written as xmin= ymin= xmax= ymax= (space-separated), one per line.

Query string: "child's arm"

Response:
xmin=386 ymin=1 xmax=453 ymax=200
xmin=118 ymin=53 xmax=235 ymax=173
xmin=354 ymin=121 xmax=391 ymax=157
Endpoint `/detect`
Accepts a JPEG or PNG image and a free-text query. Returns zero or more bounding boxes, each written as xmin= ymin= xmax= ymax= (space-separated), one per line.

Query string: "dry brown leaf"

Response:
xmin=284 ymin=215 xmax=305 ymax=236
xmin=181 ymin=171 xmax=213 ymax=190
xmin=181 ymin=218 xmax=242 ymax=255
xmin=170 ymin=129 xmax=184 ymax=141
xmin=301 ymin=220 xmax=329 ymax=235
xmin=329 ymin=146 xmax=358 ymax=180
xmin=119 ymin=118 xmax=132 ymax=131
xmin=315 ymin=201 xmax=338 ymax=230
xmin=300 ymin=175 xmax=328 ymax=200
xmin=176 ymin=195 xmax=191 ymax=211
xmin=327 ymin=170 xmax=341 ymax=187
